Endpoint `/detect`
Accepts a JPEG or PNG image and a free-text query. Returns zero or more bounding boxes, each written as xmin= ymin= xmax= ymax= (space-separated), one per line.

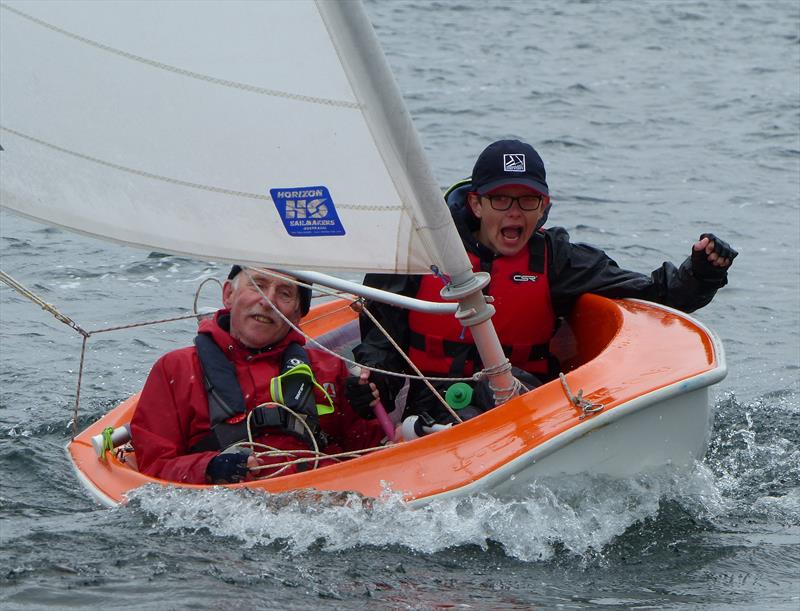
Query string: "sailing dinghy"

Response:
xmin=66 ymin=294 xmax=725 ymax=507
xmin=0 ymin=1 xmax=726 ymax=507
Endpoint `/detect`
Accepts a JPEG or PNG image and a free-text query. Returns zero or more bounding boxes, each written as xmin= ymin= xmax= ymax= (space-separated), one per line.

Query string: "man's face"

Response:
xmin=222 ymin=269 xmax=302 ymax=349
xmin=468 ymin=185 xmax=547 ymax=256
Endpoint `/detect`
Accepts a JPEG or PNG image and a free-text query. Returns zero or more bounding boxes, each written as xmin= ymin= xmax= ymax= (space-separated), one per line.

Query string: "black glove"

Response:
xmin=345 ymin=373 xmax=391 ymax=420
xmin=206 ymin=453 xmax=249 ymax=484
xmin=691 ymin=232 xmax=738 ymax=280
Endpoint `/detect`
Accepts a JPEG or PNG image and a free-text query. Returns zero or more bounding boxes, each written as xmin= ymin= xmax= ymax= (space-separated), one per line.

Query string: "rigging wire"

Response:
xmin=1 ymin=268 xmax=208 ymax=437
xmin=238 ymin=267 xmax=465 ymax=424
xmin=1 ymin=265 xmax=504 ymax=446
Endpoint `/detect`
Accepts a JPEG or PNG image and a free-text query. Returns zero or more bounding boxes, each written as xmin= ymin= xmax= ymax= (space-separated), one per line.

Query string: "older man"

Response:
xmin=349 ymin=139 xmax=738 ymax=422
xmin=131 ymin=266 xmax=383 ymax=484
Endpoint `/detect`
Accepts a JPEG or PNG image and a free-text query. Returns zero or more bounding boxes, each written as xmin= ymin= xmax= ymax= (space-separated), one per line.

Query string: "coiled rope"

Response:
xmin=224 ymin=401 xmax=387 ymax=479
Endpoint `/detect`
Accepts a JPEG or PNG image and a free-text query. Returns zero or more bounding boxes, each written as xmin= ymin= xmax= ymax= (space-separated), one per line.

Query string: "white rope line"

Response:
xmin=247 ymin=402 xmax=320 ymax=473
xmin=1 ymin=268 xmax=203 ymax=436
xmin=0 ymin=2 xmax=359 ymax=109
xmin=231 ymin=400 xmax=388 ymax=478
xmin=1 ymin=126 xmax=272 ymax=200
xmin=0 ymin=126 xmax=399 ymax=212
xmin=357 ymin=302 xmax=462 ymax=423
xmin=2 ymin=264 xmax=498 ymax=440
xmin=240 ymin=267 xmax=479 ymax=385
xmin=239 ymin=442 xmax=385 ymax=477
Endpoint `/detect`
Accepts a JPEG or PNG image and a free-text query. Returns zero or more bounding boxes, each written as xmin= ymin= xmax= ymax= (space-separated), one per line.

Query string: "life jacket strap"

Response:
xmin=189 ymin=405 xmax=282 ymax=453
xmin=190 ymin=336 xmax=330 ymax=453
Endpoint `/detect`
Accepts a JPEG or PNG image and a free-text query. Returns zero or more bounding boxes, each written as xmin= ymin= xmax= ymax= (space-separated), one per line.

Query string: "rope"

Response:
xmin=193 ymin=277 xmax=223 ymax=317
xmin=3 ymin=264 xmax=513 ymax=441
xmin=357 ymin=301 xmax=462 ymax=423
xmin=71 ymin=335 xmax=88 ymax=438
xmin=1 ymin=127 xmax=393 ymax=213
xmin=2 ymin=268 xmax=208 ymax=437
xmin=483 ymin=359 xmax=521 ymax=405
xmin=232 ymin=399 xmax=392 ymax=479
xmin=0 ymin=270 xmax=89 ymax=337
xmin=246 ymin=401 xmax=321 ymax=475
xmin=248 ymin=446 xmax=383 ymax=474
xmin=231 ymin=434 xmax=388 ymax=479
xmin=559 ymin=373 xmax=604 ymax=419
xmin=239 ymin=267 xmax=477 ymax=384
xmin=239 ymin=268 xmax=468 ymax=423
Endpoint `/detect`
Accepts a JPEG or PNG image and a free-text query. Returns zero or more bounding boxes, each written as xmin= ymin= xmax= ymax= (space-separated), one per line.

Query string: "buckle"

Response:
xmin=249 ymin=406 xmax=282 ymax=429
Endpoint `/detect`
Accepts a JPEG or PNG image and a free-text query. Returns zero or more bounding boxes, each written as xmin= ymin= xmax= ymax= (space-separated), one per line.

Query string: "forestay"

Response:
xmin=0 ymin=0 xmax=469 ymax=276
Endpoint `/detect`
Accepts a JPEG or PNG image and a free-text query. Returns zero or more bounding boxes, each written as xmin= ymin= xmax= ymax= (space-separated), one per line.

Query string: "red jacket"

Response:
xmin=130 ymin=310 xmax=384 ymax=484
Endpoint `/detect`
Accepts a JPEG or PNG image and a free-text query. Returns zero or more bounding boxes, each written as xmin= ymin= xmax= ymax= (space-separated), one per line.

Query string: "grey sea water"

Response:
xmin=1 ymin=0 xmax=798 ymax=609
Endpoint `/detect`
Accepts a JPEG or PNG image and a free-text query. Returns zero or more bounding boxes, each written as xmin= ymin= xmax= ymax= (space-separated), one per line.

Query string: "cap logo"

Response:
xmin=503 ymin=153 xmax=526 ymax=173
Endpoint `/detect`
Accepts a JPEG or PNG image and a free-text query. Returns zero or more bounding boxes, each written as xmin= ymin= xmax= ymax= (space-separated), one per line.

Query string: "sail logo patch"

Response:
xmin=504 ymin=154 xmax=526 ymax=172
xmin=270 ymin=186 xmax=345 ymax=237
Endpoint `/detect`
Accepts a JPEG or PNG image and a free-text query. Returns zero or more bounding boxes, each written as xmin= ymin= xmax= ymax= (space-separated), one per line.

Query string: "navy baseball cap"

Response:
xmin=228 ymin=265 xmax=312 ymax=316
xmin=471 ymin=139 xmax=549 ymax=196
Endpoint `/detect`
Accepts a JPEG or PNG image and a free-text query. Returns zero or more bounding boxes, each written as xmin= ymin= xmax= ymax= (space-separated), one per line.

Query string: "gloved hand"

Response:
xmin=206 ymin=452 xmax=249 ymax=484
xmin=691 ymin=233 xmax=738 ymax=280
xmin=345 ymin=370 xmax=389 ymax=420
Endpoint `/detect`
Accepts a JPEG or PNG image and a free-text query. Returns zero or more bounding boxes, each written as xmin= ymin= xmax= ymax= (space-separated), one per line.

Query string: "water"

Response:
xmin=1 ymin=0 xmax=798 ymax=608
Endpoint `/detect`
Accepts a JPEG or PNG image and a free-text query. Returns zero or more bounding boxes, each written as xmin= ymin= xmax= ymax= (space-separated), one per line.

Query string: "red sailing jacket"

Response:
xmin=130 ymin=310 xmax=384 ymax=484
xmin=406 ymin=234 xmax=556 ymax=376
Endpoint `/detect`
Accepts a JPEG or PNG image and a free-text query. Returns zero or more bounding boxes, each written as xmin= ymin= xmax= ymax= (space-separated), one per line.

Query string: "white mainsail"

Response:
xmin=0 ymin=0 xmax=469 ymax=276
xmin=1 ymin=0 xmax=515 ymax=398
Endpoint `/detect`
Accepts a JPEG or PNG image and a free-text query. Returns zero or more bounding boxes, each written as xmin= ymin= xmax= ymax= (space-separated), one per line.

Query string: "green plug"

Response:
xmin=445 ymin=382 xmax=473 ymax=410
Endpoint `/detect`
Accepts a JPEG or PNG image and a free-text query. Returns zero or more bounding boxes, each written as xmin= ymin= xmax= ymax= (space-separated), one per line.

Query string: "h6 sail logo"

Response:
xmin=270 ymin=186 xmax=345 ymax=237
xmin=504 ymin=153 xmax=526 ymax=173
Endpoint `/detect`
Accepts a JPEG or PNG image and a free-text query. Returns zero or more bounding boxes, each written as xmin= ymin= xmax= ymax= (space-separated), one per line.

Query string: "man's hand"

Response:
xmin=206 ymin=452 xmax=250 ymax=484
xmin=345 ymin=369 xmax=382 ymax=420
xmin=691 ymin=233 xmax=738 ymax=280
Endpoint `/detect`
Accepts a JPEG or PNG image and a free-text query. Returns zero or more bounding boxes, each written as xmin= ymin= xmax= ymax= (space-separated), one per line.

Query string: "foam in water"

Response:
xmin=126 ymin=463 xmax=729 ymax=563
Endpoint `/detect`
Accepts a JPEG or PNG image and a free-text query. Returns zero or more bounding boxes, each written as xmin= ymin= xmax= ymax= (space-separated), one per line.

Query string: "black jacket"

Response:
xmin=354 ymin=185 xmax=727 ymax=404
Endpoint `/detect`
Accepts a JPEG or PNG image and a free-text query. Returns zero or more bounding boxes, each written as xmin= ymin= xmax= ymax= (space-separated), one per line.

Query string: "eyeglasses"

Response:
xmin=480 ymin=193 xmax=547 ymax=212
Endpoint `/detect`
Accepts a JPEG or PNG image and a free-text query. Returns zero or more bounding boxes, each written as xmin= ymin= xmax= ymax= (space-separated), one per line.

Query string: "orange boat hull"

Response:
xmin=66 ymin=295 xmax=725 ymax=507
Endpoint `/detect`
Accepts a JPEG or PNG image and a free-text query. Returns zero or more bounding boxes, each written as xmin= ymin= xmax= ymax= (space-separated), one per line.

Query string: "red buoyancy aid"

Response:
xmin=407 ymin=232 xmax=556 ymax=376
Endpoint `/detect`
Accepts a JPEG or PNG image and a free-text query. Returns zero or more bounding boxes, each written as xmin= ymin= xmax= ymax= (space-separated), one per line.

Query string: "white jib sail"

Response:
xmin=0 ymin=0 xmax=471 ymax=277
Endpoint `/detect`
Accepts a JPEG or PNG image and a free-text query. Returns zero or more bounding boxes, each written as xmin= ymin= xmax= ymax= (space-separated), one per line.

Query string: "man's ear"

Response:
xmin=467 ymin=193 xmax=482 ymax=219
xmin=222 ymin=280 xmax=234 ymax=309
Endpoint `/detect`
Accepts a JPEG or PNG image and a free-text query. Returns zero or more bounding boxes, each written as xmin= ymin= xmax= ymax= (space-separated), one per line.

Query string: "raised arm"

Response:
xmin=547 ymin=227 xmax=737 ymax=315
